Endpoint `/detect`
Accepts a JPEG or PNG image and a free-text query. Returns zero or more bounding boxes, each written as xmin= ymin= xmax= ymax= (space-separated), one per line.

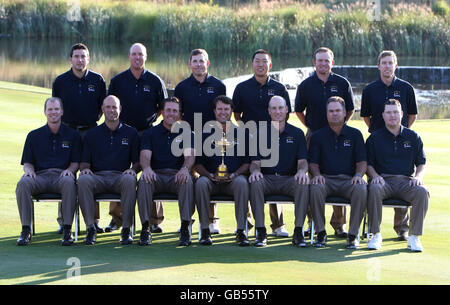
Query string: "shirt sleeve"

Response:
xmin=366 ymin=135 xmax=376 ymax=167
xmin=294 ymin=83 xmax=306 ymax=113
xmin=414 ymin=134 xmax=426 ymax=166
xmin=406 ymin=84 xmax=418 ymax=115
xmin=232 ymin=84 xmax=242 ymax=114
xmin=281 ymin=85 xmax=292 ymax=113
xmin=20 ymin=133 xmax=34 ymax=165
xmin=130 ymin=129 xmax=140 ymax=164
xmin=308 ymin=132 xmax=321 ymax=164
xmin=360 ymin=86 xmax=371 ymax=117
xmin=344 ymin=80 xmax=355 ymax=111
xmin=296 ymin=129 xmax=308 ymax=160
xmin=140 ymin=129 xmax=152 ymax=151
xmin=70 ymin=132 xmax=82 ymax=163
xmin=81 ymin=133 xmax=92 ymax=164
xmin=98 ymin=76 xmax=107 ymax=117
xmin=354 ymin=130 xmax=367 ymax=163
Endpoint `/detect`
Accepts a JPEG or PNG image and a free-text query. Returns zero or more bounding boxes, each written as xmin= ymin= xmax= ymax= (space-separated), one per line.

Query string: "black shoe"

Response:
xmin=120 ymin=228 xmax=133 ymax=245
xmin=292 ymin=227 xmax=307 ymax=247
xmin=139 ymin=228 xmax=151 ymax=246
xmin=314 ymin=230 xmax=327 ymax=248
xmin=94 ymin=222 xmax=104 ymax=234
xmin=150 ymin=224 xmax=163 ymax=233
xmin=17 ymin=227 xmax=31 ymax=246
xmin=61 ymin=226 xmax=74 ymax=246
xmin=105 ymin=220 xmax=119 ymax=233
xmin=236 ymin=229 xmax=250 ymax=247
xmin=199 ymin=228 xmax=213 ymax=246
xmin=84 ymin=227 xmax=97 ymax=245
xmin=346 ymin=234 xmax=359 ymax=249
xmin=254 ymin=227 xmax=267 ymax=247
xmin=334 ymin=227 xmax=348 ymax=238
xmin=397 ymin=230 xmax=409 ymax=241
xmin=179 ymin=229 xmax=191 ymax=247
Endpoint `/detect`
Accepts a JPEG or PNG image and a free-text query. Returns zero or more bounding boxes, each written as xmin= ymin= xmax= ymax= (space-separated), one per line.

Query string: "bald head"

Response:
xmin=268 ymin=95 xmax=287 ymax=108
xmin=268 ymin=95 xmax=289 ymax=122
xmin=102 ymin=95 xmax=121 ymax=123
xmin=129 ymin=43 xmax=147 ymax=57
xmin=129 ymin=43 xmax=147 ymax=71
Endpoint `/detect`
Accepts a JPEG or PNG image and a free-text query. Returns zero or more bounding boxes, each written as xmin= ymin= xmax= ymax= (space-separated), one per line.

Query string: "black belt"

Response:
xmin=68 ymin=124 xmax=96 ymax=131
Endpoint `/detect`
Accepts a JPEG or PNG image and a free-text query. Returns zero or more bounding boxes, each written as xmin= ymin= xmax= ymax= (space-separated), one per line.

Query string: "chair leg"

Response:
xmin=31 ymin=201 xmax=35 ymax=236
xmin=198 ymin=222 xmax=201 ymax=241
xmin=310 ymin=220 xmax=315 ymax=245
xmin=74 ymin=206 xmax=79 ymax=242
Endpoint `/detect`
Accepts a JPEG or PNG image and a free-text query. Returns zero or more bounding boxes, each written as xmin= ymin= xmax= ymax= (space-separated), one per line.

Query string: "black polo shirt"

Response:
xmin=253 ymin=123 xmax=307 ymax=175
xmin=21 ymin=124 xmax=81 ymax=172
xmin=309 ymin=124 xmax=366 ymax=176
xmin=361 ymin=76 xmax=418 ymax=133
xmin=108 ymin=69 xmax=167 ymax=131
xmin=294 ymin=72 xmax=355 ymax=132
xmin=52 ymin=69 xmax=106 ymax=127
xmin=198 ymin=124 xmax=250 ymax=174
xmin=174 ymin=74 xmax=226 ymax=129
xmin=141 ymin=122 xmax=194 ymax=170
xmin=366 ymin=126 xmax=426 ymax=177
xmin=82 ymin=123 xmax=140 ymax=172
xmin=232 ymin=76 xmax=291 ymax=123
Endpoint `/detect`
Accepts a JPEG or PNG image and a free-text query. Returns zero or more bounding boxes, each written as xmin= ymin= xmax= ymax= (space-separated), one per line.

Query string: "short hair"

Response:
xmin=378 ymin=50 xmax=397 ymax=65
xmin=327 ymin=96 xmax=346 ymax=111
xmin=212 ymin=95 xmax=234 ymax=110
xmin=189 ymin=49 xmax=209 ymax=62
xmin=44 ymin=97 xmax=63 ymax=111
xmin=252 ymin=49 xmax=272 ymax=62
xmin=384 ymin=99 xmax=402 ymax=111
xmin=69 ymin=43 xmax=89 ymax=58
xmin=129 ymin=43 xmax=147 ymax=57
xmin=161 ymin=96 xmax=182 ymax=112
xmin=314 ymin=47 xmax=334 ymax=61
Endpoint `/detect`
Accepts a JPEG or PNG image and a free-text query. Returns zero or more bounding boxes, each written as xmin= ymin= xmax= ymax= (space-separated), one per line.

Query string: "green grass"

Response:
xmin=0 ymin=81 xmax=449 ymax=285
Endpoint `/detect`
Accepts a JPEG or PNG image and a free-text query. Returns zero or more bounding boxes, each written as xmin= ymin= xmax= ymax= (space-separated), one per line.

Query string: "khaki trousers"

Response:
xmin=368 ymin=174 xmax=429 ymax=236
xmin=16 ymin=168 xmax=77 ymax=227
xmin=137 ymin=169 xmax=194 ymax=224
xmin=77 ymin=171 xmax=137 ymax=228
xmin=309 ymin=174 xmax=367 ymax=236
xmin=249 ymin=175 xmax=309 ymax=228
xmin=195 ymin=175 xmax=249 ymax=230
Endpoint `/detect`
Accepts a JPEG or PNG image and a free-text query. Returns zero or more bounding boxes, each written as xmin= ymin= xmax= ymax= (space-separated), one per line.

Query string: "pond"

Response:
xmin=1 ymin=38 xmax=448 ymax=119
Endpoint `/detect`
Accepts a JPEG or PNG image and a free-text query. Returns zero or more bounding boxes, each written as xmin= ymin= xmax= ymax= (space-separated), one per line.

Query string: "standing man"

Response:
xmin=137 ymin=97 xmax=195 ymax=247
xmin=174 ymin=48 xmax=226 ymax=234
xmin=77 ymin=96 xmax=140 ymax=245
xmin=16 ymin=97 xmax=81 ymax=246
xmin=309 ymin=97 xmax=367 ymax=249
xmin=194 ymin=95 xmax=250 ymax=246
xmin=249 ymin=96 xmax=309 ymax=247
xmin=294 ymin=47 xmax=355 ymax=238
xmin=108 ymin=43 xmax=168 ymax=233
xmin=366 ymin=99 xmax=428 ymax=252
xmin=233 ymin=49 xmax=291 ymax=237
xmin=52 ymin=42 xmax=107 ymax=234
xmin=361 ymin=50 xmax=419 ymax=240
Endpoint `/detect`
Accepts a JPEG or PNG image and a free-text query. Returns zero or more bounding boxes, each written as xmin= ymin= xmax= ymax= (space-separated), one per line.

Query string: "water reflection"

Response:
xmin=1 ymin=38 xmax=449 ymax=119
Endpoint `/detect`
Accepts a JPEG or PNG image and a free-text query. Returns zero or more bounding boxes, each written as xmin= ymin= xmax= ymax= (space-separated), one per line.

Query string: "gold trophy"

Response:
xmin=214 ymin=132 xmax=232 ymax=182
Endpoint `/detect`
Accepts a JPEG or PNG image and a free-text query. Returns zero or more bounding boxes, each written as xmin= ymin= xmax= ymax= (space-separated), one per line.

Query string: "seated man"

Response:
xmin=137 ymin=97 xmax=195 ymax=246
xmin=249 ymin=96 xmax=310 ymax=247
xmin=309 ymin=96 xmax=367 ymax=249
xmin=194 ymin=95 xmax=250 ymax=246
xmin=77 ymin=95 xmax=140 ymax=245
xmin=16 ymin=97 xmax=80 ymax=246
xmin=366 ymin=99 xmax=429 ymax=252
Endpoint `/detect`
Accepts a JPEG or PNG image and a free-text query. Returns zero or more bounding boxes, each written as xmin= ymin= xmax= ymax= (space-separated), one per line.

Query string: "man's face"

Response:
xmin=162 ymin=102 xmax=181 ymax=126
xmin=378 ymin=55 xmax=397 ymax=79
xmin=189 ymin=53 xmax=209 ymax=77
xmin=102 ymin=97 xmax=121 ymax=122
xmin=382 ymin=104 xmax=403 ymax=128
xmin=327 ymin=101 xmax=346 ymax=126
xmin=213 ymin=101 xmax=232 ymax=124
xmin=252 ymin=53 xmax=272 ymax=78
xmin=268 ymin=97 xmax=288 ymax=122
xmin=129 ymin=44 xmax=147 ymax=70
xmin=313 ymin=51 xmax=333 ymax=76
xmin=45 ymin=100 xmax=63 ymax=124
xmin=70 ymin=49 xmax=89 ymax=73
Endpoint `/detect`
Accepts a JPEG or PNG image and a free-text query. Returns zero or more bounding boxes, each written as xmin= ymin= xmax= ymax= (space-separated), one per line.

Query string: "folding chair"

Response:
xmin=93 ymin=193 xmax=136 ymax=236
xmin=31 ymin=192 xmax=80 ymax=241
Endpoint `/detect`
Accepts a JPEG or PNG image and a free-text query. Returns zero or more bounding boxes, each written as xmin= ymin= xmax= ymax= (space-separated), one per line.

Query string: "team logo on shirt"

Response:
xmin=330 ymin=86 xmax=338 ymax=93
xmin=207 ymin=87 xmax=215 ymax=94
xmin=286 ymin=136 xmax=294 ymax=144
xmin=62 ymin=141 xmax=70 ymax=149
xmin=268 ymin=89 xmax=275 ymax=96
xmin=88 ymin=85 xmax=96 ymax=92
xmin=121 ymin=138 xmax=129 ymax=145
xmin=403 ymin=141 xmax=411 ymax=148
xmin=343 ymin=139 xmax=352 ymax=147
xmin=143 ymin=85 xmax=151 ymax=93
xmin=393 ymin=91 xmax=401 ymax=98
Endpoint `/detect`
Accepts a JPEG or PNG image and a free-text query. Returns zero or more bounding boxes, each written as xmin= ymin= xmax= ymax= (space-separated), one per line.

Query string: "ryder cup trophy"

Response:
xmin=214 ymin=132 xmax=232 ymax=181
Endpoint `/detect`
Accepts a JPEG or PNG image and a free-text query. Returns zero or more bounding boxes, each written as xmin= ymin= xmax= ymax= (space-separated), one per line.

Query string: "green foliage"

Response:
xmin=432 ymin=0 xmax=449 ymax=17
